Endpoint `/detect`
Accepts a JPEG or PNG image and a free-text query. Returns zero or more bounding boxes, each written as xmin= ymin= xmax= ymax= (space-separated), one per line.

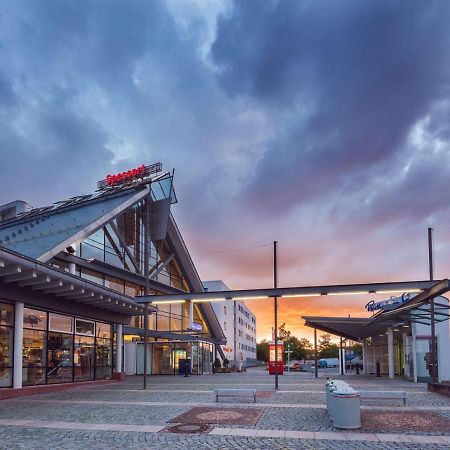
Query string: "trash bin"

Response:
xmin=331 ymin=388 xmax=361 ymax=429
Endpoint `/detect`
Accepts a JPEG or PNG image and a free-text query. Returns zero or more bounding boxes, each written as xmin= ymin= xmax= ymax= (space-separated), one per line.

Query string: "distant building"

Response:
xmin=203 ymin=280 xmax=257 ymax=368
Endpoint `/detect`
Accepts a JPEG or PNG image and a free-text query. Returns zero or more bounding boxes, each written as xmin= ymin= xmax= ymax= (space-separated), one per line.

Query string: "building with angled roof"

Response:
xmin=0 ymin=163 xmax=226 ymax=391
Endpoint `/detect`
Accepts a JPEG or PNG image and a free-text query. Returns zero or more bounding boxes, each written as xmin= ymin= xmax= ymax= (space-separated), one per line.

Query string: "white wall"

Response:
xmin=203 ymin=280 xmax=257 ymax=367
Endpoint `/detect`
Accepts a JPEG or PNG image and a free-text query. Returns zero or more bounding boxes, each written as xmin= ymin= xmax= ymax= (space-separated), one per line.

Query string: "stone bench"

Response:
xmin=359 ymin=390 xmax=407 ymax=405
xmin=215 ymin=388 xmax=257 ymax=403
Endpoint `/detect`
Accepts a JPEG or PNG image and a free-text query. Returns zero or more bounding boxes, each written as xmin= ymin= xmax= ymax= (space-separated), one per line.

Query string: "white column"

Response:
xmin=13 ymin=302 xmax=24 ymax=389
xmin=362 ymin=341 xmax=367 ymax=374
xmin=189 ymin=301 xmax=194 ymax=329
xmin=388 ymin=327 xmax=394 ymax=379
xmin=402 ymin=332 xmax=409 ymax=377
xmin=69 ymin=263 xmax=76 ymax=275
xmin=116 ymin=323 xmax=123 ymax=373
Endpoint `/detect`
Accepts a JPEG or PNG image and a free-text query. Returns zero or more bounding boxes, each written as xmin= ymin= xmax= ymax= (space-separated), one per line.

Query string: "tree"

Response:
xmin=256 ymin=340 xmax=269 ymax=362
xmin=278 ymin=323 xmax=291 ymax=340
xmin=318 ymin=333 xmax=339 ymax=358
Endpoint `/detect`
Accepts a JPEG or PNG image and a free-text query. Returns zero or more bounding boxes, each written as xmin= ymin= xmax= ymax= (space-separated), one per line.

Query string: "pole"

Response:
xmin=428 ymin=227 xmax=437 ymax=383
xmin=143 ymin=197 xmax=150 ymax=389
xmin=287 ymin=344 xmax=291 ymax=372
xmin=274 ymin=240 xmax=279 ymax=390
xmin=314 ymin=328 xmax=318 ymax=378
xmin=340 ymin=337 xmax=344 ymax=375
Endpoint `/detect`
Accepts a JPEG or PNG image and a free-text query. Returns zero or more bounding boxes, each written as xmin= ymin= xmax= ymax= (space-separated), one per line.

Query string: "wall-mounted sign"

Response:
xmin=97 ymin=162 xmax=162 ymax=189
xmin=191 ymin=322 xmax=203 ymax=333
xmin=365 ymin=293 xmax=410 ymax=312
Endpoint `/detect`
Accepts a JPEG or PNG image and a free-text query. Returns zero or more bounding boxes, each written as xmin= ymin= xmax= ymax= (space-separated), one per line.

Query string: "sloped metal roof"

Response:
xmin=0 ymin=187 xmax=148 ymax=261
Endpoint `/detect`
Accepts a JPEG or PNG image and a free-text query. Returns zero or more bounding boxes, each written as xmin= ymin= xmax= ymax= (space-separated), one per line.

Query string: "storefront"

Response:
xmin=0 ymin=163 xmax=226 ymax=391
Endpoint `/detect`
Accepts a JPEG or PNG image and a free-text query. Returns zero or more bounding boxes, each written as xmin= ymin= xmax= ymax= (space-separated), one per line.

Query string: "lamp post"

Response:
xmin=428 ymin=227 xmax=437 ymax=383
xmin=273 ymin=240 xmax=279 ymax=389
xmin=285 ymin=343 xmax=292 ymax=372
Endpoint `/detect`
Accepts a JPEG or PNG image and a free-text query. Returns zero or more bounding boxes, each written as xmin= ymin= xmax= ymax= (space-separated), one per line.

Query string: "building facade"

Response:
xmin=203 ymin=280 xmax=257 ymax=368
xmin=0 ymin=163 xmax=226 ymax=390
xmin=304 ymin=293 xmax=450 ymax=383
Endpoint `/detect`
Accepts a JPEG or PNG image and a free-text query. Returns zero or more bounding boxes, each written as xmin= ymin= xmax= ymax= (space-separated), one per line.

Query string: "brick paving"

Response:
xmin=1 ymin=368 xmax=450 ymax=448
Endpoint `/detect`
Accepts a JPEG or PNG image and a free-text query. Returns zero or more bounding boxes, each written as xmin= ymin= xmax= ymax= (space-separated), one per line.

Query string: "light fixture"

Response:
xmin=192 ymin=298 xmax=226 ymax=303
xmin=402 ymin=325 xmax=409 ymax=328
xmin=152 ymin=300 xmax=186 ymax=305
xmin=328 ymin=291 xmax=369 ymax=296
xmin=233 ymin=296 xmax=270 ymax=301
xmin=375 ymin=289 xmax=422 ymax=294
xmin=281 ymin=293 xmax=321 ymax=298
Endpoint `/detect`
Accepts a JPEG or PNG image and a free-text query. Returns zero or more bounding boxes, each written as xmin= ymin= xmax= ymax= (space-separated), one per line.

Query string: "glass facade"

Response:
xmin=0 ymin=302 xmax=14 ymax=387
xmin=22 ymin=307 xmax=113 ymax=386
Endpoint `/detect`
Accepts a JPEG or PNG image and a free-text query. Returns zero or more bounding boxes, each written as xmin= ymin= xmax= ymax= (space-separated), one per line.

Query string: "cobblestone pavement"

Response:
xmin=2 ymin=368 xmax=450 ymax=449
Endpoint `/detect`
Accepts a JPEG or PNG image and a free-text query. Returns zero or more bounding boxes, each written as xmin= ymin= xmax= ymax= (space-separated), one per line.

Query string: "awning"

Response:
xmin=302 ymin=316 xmax=393 ymax=341
xmin=0 ymin=247 xmax=154 ymax=316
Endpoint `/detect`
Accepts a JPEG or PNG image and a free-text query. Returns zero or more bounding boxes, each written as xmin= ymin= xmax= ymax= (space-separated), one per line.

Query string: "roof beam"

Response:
xmin=19 ymin=275 xmax=51 ymax=287
xmin=0 ymin=265 xmax=22 ymax=277
xmin=32 ymin=281 xmax=63 ymax=291
xmin=44 ymin=283 xmax=75 ymax=294
xmin=3 ymin=269 xmax=37 ymax=283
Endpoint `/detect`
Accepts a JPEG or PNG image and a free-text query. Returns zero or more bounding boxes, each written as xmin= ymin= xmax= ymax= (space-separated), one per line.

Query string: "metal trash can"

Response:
xmin=331 ymin=388 xmax=361 ymax=429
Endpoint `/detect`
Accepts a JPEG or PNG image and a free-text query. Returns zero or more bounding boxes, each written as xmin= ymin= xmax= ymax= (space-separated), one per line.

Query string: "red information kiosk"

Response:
xmin=268 ymin=342 xmax=284 ymax=375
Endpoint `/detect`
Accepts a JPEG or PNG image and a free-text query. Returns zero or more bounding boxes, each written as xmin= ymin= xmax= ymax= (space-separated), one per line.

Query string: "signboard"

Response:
xmin=268 ymin=342 xmax=283 ymax=375
xmin=365 ymin=293 xmax=410 ymax=312
xmin=97 ymin=162 xmax=162 ymax=189
xmin=191 ymin=322 xmax=203 ymax=333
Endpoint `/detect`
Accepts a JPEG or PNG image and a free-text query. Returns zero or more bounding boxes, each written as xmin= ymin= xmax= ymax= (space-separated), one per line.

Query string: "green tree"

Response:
xmin=318 ymin=333 xmax=339 ymax=358
xmin=277 ymin=323 xmax=313 ymax=360
xmin=256 ymin=340 xmax=269 ymax=362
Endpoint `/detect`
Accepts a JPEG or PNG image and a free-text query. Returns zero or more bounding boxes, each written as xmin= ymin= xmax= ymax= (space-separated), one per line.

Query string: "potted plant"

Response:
xmin=223 ymin=358 xmax=230 ymax=373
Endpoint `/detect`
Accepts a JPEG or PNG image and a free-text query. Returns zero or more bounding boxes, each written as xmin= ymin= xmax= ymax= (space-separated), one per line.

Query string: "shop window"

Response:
xmin=49 ymin=314 xmax=73 ymax=334
xmin=96 ymin=322 xmax=111 ymax=339
xmin=75 ymin=319 xmax=95 ymax=336
xmin=23 ymin=329 xmax=46 ymax=386
xmin=0 ymin=325 xmax=13 ymax=387
xmin=0 ymin=302 xmax=13 ymax=327
xmin=24 ymin=308 xmax=47 ymax=330
xmin=74 ymin=335 xmax=95 ymax=381
xmin=47 ymin=332 xmax=73 ymax=384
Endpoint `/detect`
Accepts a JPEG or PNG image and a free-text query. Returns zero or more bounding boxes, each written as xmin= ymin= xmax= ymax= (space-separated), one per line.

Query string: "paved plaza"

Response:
xmin=1 ymin=368 xmax=450 ymax=449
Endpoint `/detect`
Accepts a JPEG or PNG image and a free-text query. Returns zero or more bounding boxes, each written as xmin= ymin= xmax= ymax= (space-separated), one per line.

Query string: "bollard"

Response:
xmin=376 ymin=362 xmax=381 ymax=377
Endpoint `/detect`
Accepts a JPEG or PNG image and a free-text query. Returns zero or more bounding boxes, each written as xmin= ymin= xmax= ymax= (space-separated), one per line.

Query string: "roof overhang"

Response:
xmin=135 ymin=280 xmax=435 ymax=303
xmin=302 ymin=316 xmax=392 ymax=341
xmin=0 ymin=247 xmax=155 ymax=316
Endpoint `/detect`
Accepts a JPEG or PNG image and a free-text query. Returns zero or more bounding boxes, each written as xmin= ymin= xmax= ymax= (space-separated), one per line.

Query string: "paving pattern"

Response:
xmin=1 ymin=368 xmax=450 ymax=449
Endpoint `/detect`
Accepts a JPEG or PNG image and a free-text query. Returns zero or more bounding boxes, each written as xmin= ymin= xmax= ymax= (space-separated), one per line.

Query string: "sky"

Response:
xmin=1 ymin=1 xmax=450 ymax=342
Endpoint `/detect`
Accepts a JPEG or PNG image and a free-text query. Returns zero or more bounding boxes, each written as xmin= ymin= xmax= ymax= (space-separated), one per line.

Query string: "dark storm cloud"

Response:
xmin=211 ymin=0 xmax=450 ymax=218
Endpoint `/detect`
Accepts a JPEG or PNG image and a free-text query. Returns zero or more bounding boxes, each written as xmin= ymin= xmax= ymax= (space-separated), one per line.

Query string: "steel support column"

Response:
xmin=314 ymin=328 xmax=318 ymax=378
xmin=428 ymin=227 xmax=437 ymax=382
xmin=13 ymin=302 xmax=24 ymax=389
xmin=388 ymin=327 xmax=394 ymax=379
xmin=273 ymin=241 xmax=279 ymax=390
xmin=116 ymin=323 xmax=123 ymax=374
xmin=143 ymin=197 xmax=150 ymax=389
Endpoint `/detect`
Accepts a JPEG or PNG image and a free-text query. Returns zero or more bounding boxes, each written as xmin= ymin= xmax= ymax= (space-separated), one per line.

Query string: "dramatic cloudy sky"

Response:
xmin=1 ymin=0 xmax=450 ymax=341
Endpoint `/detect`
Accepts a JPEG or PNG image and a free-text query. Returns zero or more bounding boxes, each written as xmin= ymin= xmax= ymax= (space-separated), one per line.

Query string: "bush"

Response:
xmin=214 ymin=358 xmax=222 ymax=369
xmin=223 ymin=358 xmax=230 ymax=368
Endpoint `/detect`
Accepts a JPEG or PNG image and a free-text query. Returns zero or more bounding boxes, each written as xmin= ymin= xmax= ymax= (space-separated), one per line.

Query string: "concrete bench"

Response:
xmin=359 ymin=390 xmax=407 ymax=405
xmin=215 ymin=388 xmax=257 ymax=403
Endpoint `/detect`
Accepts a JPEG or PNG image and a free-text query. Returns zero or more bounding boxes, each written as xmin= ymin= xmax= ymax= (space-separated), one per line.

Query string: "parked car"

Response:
xmin=318 ymin=358 xmax=339 ymax=368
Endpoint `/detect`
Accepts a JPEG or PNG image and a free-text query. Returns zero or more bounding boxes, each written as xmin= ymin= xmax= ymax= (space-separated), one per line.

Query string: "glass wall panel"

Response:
xmin=49 ymin=314 xmax=73 ymax=334
xmin=170 ymin=304 xmax=182 ymax=331
xmin=96 ymin=322 xmax=111 ymax=339
xmin=23 ymin=329 xmax=46 ymax=386
xmin=0 ymin=303 xmax=14 ymax=326
xmin=156 ymin=305 xmax=170 ymax=331
xmin=75 ymin=319 xmax=95 ymax=336
xmin=105 ymin=276 xmax=125 ymax=294
xmin=74 ymin=335 xmax=95 ymax=381
xmin=0 ymin=325 xmax=13 ymax=387
xmin=47 ymin=332 xmax=73 ymax=384
xmin=24 ymin=308 xmax=47 ymax=330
